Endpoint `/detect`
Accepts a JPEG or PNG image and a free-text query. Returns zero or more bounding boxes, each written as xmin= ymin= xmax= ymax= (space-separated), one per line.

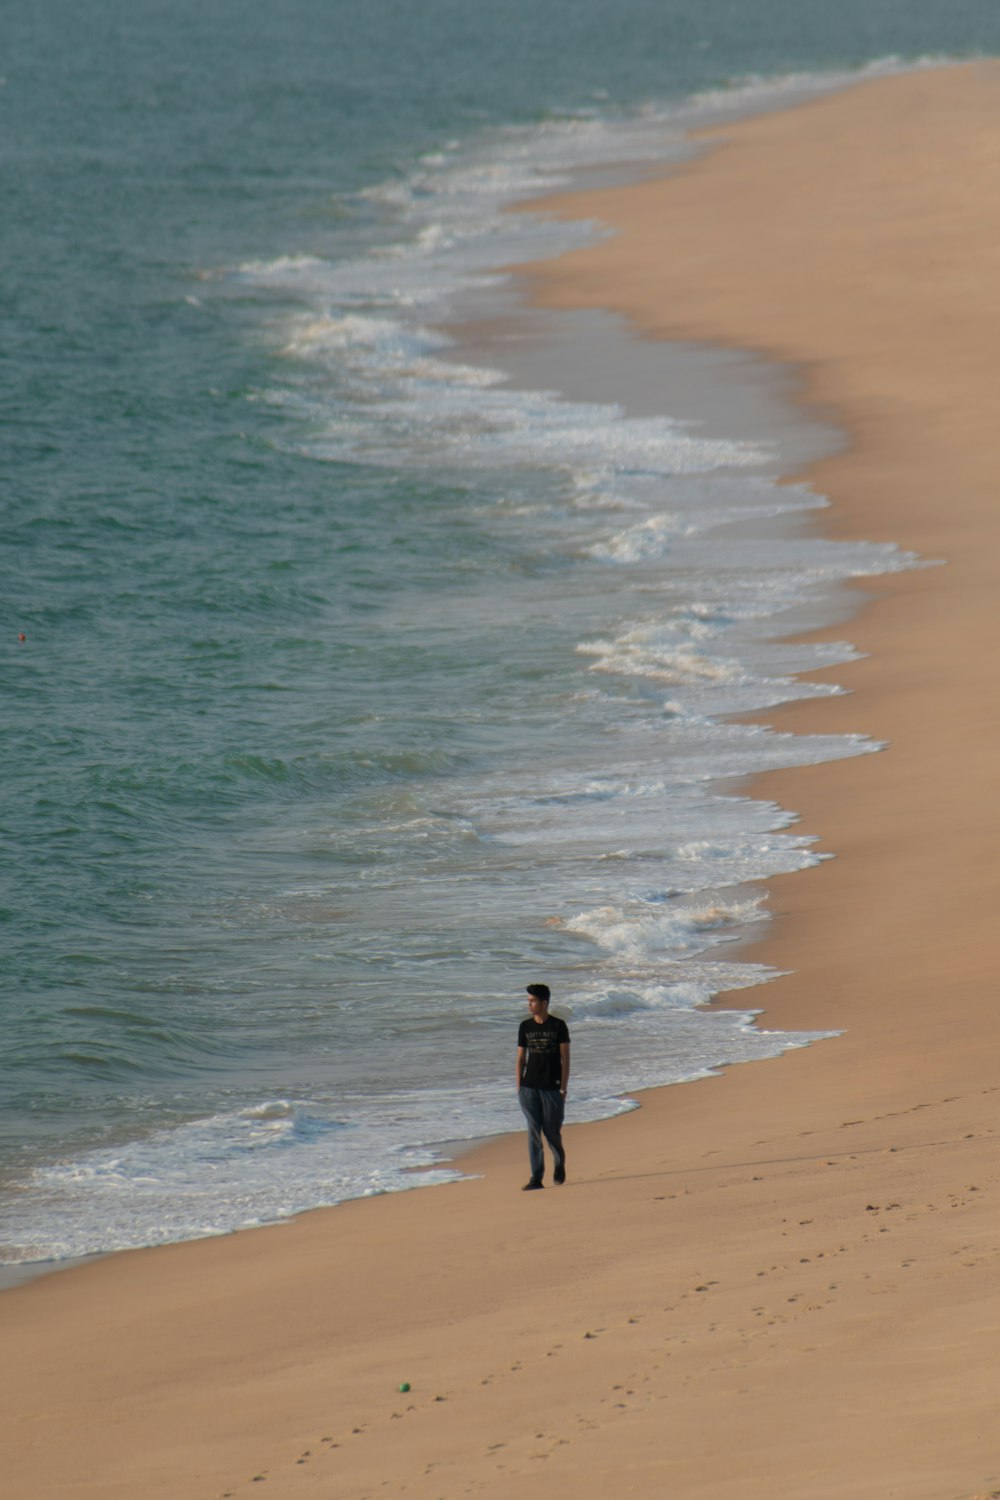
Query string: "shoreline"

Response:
xmin=0 ymin=63 xmax=921 ymax=1291
xmin=7 ymin=59 xmax=1000 ymax=1499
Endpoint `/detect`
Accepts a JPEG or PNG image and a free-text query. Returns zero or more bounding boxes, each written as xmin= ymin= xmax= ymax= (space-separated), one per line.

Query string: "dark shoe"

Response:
xmin=553 ymin=1161 xmax=566 ymax=1185
xmin=522 ymin=1178 xmax=543 ymax=1191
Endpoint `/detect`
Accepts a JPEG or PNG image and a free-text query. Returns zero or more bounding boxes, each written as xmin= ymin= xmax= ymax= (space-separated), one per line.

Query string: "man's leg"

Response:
xmin=539 ymin=1089 xmax=566 ymax=1182
xmin=518 ymin=1087 xmax=545 ymax=1185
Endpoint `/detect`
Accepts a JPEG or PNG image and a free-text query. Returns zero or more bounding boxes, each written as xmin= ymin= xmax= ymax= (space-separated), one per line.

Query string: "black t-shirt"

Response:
xmin=518 ymin=1014 xmax=570 ymax=1089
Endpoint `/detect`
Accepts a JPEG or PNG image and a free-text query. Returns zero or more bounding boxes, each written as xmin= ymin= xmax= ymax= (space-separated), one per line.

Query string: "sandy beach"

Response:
xmin=7 ymin=59 xmax=1000 ymax=1499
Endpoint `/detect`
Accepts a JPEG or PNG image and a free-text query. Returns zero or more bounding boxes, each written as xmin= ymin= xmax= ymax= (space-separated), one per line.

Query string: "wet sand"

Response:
xmin=6 ymin=60 xmax=1000 ymax=1500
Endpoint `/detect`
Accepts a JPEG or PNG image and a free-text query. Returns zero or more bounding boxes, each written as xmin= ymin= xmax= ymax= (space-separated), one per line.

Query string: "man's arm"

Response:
xmin=559 ymin=1042 xmax=570 ymax=1097
xmin=516 ymin=1045 xmax=526 ymax=1090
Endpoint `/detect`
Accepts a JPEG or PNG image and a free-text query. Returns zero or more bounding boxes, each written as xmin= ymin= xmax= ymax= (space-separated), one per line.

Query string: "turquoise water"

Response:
xmin=2 ymin=1 xmax=996 ymax=1262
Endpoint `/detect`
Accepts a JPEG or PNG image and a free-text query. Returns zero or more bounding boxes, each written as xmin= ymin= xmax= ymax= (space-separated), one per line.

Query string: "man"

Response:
xmin=516 ymin=983 xmax=570 ymax=1190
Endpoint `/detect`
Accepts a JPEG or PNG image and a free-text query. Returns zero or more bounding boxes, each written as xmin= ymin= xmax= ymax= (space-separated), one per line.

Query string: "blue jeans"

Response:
xmin=519 ymin=1087 xmax=565 ymax=1182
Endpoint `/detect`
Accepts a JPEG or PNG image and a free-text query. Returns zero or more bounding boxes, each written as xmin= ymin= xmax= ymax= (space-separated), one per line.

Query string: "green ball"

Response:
xmin=398 ymin=1382 xmax=411 ymax=1393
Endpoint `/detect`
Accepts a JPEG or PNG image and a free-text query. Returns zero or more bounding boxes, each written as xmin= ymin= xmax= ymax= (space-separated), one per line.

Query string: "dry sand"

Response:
xmin=6 ymin=61 xmax=1000 ymax=1500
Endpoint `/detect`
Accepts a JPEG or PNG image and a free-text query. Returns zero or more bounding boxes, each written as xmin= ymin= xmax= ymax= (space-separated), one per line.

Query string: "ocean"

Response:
xmin=3 ymin=0 xmax=998 ymax=1269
